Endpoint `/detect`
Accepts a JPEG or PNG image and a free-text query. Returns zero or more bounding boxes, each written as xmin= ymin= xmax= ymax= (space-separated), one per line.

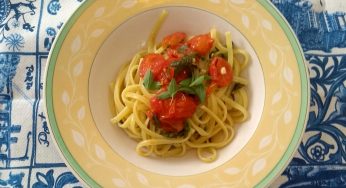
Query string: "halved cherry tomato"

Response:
xmin=209 ymin=57 xmax=233 ymax=87
xmin=187 ymin=33 xmax=214 ymax=56
xmin=139 ymin=53 xmax=171 ymax=81
xmin=150 ymin=92 xmax=198 ymax=132
xmin=162 ymin=32 xmax=187 ymax=48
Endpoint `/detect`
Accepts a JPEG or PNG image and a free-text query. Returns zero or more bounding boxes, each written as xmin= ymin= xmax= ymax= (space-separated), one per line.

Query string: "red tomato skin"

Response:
xmin=166 ymin=44 xmax=194 ymax=59
xmin=162 ymin=32 xmax=187 ymax=48
xmin=187 ymin=34 xmax=214 ymax=56
xmin=167 ymin=48 xmax=181 ymax=59
xmin=139 ymin=53 xmax=172 ymax=83
xmin=165 ymin=57 xmax=190 ymax=84
xmin=139 ymin=54 xmax=167 ymax=78
xmin=159 ymin=67 xmax=174 ymax=86
xmin=150 ymin=92 xmax=198 ymax=132
xmin=175 ymin=68 xmax=190 ymax=83
xmin=209 ymin=57 xmax=233 ymax=87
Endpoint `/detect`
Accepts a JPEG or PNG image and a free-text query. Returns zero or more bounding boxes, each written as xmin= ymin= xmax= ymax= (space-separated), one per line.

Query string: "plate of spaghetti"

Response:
xmin=44 ymin=0 xmax=309 ymax=187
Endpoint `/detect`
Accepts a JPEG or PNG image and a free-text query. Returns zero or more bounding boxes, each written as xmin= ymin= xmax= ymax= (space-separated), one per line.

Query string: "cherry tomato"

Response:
xmin=166 ymin=57 xmax=191 ymax=83
xmin=162 ymin=32 xmax=187 ymax=48
xmin=139 ymin=53 xmax=170 ymax=81
xmin=166 ymin=48 xmax=181 ymax=59
xmin=175 ymin=68 xmax=190 ymax=83
xmin=150 ymin=92 xmax=198 ymax=132
xmin=209 ymin=57 xmax=233 ymax=87
xmin=187 ymin=33 xmax=214 ymax=56
xmin=159 ymin=67 xmax=174 ymax=86
xmin=166 ymin=45 xmax=194 ymax=59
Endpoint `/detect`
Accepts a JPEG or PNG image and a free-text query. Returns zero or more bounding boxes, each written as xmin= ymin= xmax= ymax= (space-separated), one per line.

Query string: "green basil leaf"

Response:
xmin=142 ymin=70 xmax=161 ymax=90
xmin=167 ymin=79 xmax=177 ymax=94
xmin=178 ymin=87 xmax=196 ymax=95
xmin=189 ymin=75 xmax=205 ymax=87
xmin=179 ymin=78 xmax=191 ymax=87
xmin=152 ymin=82 xmax=161 ymax=90
xmin=170 ymin=55 xmax=195 ymax=76
xmin=157 ymin=91 xmax=171 ymax=99
xmin=194 ymin=85 xmax=206 ymax=103
xmin=189 ymin=75 xmax=210 ymax=87
xmin=170 ymin=56 xmax=193 ymax=68
xmin=143 ymin=70 xmax=153 ymax=89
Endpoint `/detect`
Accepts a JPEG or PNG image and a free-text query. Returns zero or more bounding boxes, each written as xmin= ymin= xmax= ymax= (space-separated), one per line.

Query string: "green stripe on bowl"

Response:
xmin=255 ymin=0 xmax=309 ymax=187
xmin=44 ymin=0 xmax=100 ymax=187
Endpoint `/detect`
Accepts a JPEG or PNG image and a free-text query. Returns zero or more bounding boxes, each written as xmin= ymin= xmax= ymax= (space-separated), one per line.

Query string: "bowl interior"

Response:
xmin=89 ymin=6 xmax=265 ymax=176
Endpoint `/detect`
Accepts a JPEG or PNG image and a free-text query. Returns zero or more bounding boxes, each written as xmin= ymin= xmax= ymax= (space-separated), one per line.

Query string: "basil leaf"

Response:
xmin=178 ymin=87 xmax=196 ymax=95
xmin=189 ymin=75 xmax=205 ymax=87
xmin=167 ymin=79 xmax=177 ymax=95
xmin=143 ymin=70 xmax=161 ymax=90
xmin=151 ymin=82 xmax=161 ymax=90
xmin=194 ymin=85 xmax=206 ymax=103
xmin=179 ymin=78 xmax=191 ymax=87
xmin=143 ymin=70 xmax=153 ymax=89
xmin=189 ymin=75 xmax=210 ymax=87
xmin=156 ymin=79 xmax=179 ymax=99
xmin=157 ymin=91 xmax=171 ymax=99
xmin=170 ymin=55 xmax=194 ymax=75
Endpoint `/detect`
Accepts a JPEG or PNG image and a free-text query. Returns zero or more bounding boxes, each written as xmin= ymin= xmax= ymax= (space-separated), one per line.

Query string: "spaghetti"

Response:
xmin=111 ymin=10 xmax=249 ymax=162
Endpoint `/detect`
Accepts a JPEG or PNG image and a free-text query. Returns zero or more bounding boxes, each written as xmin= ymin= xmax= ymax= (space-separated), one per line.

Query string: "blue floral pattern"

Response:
xmin=0 ymin=0 xmax=37 ymax=51
xmin=271 ymin=0 xmax=346 ymax=187
xmin=5 ymin=33 xmax=24 ymax=51
xmin=0 ymin=0 xmax=11 ymax=23
xmin=47 ymin=0 xmax=61 ymax=15
xmin=32 ymin=170 xmax=79 ymax=188
xmin=0 ymin=172 xmax=24 ymax=187
xmin=0 ymin=0 xmax=84 ymax=187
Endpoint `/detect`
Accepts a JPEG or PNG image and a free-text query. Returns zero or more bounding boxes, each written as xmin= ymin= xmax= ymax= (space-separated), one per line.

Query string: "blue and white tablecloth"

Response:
xmin=0 ymin=0 xmax=345 ymax=187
